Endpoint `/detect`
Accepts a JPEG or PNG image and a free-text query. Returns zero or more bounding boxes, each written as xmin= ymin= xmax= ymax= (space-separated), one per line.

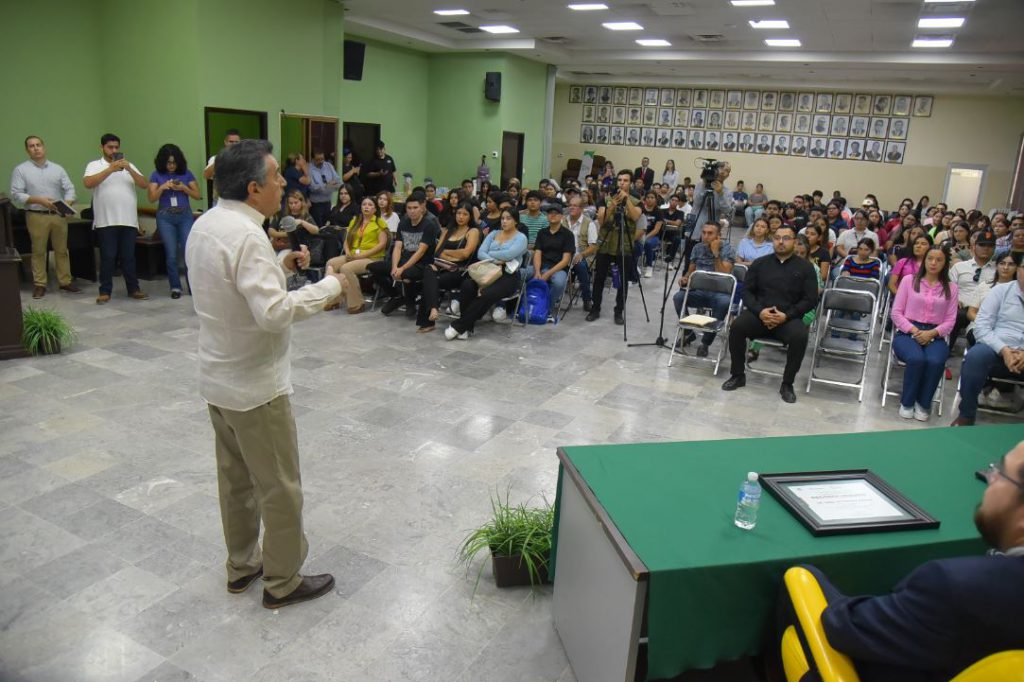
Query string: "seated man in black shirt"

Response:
xmin=661 ymin=194 xmax=687 ymax=263
xmin=367 ymin=192 xmax=440 ymax=316
xmin=524 ymin=204 xmax=576 ymax=316
xmin=722 ymin=224 xmax=818 ymax=403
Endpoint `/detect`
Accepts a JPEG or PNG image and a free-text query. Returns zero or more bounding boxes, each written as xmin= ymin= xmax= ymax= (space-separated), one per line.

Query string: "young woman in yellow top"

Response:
xmin=324 ymin=196 xmax=388 ymax=313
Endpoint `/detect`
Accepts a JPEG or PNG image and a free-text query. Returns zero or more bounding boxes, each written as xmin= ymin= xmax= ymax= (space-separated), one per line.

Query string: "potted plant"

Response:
xmin=457 ymin=488 xmax=554 ymax=590
xmin=21 ymin=307 xmax=76 ymax=355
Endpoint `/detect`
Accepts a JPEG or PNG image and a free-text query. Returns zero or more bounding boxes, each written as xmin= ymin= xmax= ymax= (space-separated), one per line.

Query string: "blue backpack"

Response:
xmin=517 ymin=278 xmax=550 ymax=324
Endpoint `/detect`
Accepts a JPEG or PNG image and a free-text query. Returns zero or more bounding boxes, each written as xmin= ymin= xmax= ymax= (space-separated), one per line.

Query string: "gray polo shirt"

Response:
xmin=10 ymin=159 xmax=76 ymax=211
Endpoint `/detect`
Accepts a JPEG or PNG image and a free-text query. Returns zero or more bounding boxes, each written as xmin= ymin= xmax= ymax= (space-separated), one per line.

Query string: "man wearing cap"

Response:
xmin=950 ymin=230 xmax=999 ymax=346
xmin=363 ymin=140 xmax=396 ymax=196
xmin=524 ymin=203 xmax=576 ymax=317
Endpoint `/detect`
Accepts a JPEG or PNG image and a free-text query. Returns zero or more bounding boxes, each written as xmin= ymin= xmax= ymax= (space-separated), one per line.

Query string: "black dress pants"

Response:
xmin=367 ymin=260 xmax=426 ymax=306
xmin=417 ymin=267 xmax=465 ymax=327
xmin=590 ymin=252 xmax=633 ymax=315
xmin=452 ymin=272 xmax=519 ymax=333
xmin=728 ymin=310 xmax=810 ymax=385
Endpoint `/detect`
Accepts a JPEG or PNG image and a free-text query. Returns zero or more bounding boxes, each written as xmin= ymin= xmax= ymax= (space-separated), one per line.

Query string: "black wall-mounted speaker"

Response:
xmin=344 ymin=40 xmax=366 ymax=81
xmin=484 ymin=71 xmax=502 ymax=102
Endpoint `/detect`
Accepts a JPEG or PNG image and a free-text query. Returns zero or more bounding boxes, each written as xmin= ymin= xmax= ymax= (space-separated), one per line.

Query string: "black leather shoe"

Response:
xmin=380 ymin=297 xmax=402 ymax=316
xmin=682 ymin=330 xmax=697 ymax=347
xmin=582 ymin=300 xmax=592 ymax=312
xmin=695 ymin=344 xmax=709 ymax=358
xmin=721 ymin=375 xmax=746 ymax=391
xmin=586 ymin=310 xmax=600 ymax=322
xmin=614 ymin=310 xmax=624 ymax=325
xmin=262 ymin=574 xmax=335 ymax=609
xmin=780 ymin=383 xmax=797 ymax=403
xmin=227 ymin=567 xmax=263 ymax=594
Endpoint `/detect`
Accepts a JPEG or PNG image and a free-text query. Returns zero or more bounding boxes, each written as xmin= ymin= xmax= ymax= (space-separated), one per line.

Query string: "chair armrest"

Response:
xmin=781 ymin=625 xmax=810 ymax=682
xmin=783 ymin=566 xmax=860 ymax=682
xmin=951 ymin=650 xmax=1024 ymax=682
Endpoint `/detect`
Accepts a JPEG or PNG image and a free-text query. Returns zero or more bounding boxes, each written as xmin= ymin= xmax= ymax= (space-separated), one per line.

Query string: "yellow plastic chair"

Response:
xmin=781 ymin=566 xmax=1024 ymax=682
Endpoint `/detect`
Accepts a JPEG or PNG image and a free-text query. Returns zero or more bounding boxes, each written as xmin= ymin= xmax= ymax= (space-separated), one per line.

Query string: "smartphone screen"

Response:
xmin=112 ymin=152 xmax=124 ymax=161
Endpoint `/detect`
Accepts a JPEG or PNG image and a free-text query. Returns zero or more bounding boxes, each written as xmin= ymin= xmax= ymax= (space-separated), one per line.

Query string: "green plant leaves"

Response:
xmin=21 ymin=307 xmax=77 ymax=355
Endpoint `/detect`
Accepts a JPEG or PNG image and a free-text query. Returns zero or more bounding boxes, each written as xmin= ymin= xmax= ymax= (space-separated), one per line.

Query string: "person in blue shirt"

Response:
xmin=445 ymin=207 xmax=528 ymax=340
xmin=673 ymin=221 xmax=736 ymax=356
xmin=147 ymin=143 xmax=201 ymax=298
xmin=281 ymin=153 xmax=310 ymax=204
xmin=306 ymin=150 xmax=341 ymax=226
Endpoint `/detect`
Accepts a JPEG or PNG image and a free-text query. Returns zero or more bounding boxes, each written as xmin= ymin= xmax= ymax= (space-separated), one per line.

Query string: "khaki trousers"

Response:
xmin=26 ymin=212 xmax=71 ymax=287
xmin=208 ymin=395 xmax=307 ymax=598
xmin=326 ymin=254 xmax=376 ymax=309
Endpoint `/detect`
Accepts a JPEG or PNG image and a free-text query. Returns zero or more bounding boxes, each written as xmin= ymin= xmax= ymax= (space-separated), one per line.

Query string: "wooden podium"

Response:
xmin=0 ymin=199 xmax=30 ymax=360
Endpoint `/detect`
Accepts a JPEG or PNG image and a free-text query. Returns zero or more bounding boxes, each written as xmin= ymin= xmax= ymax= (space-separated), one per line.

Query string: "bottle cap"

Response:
xmin=747 ymin=472 xmax=758 ymax=482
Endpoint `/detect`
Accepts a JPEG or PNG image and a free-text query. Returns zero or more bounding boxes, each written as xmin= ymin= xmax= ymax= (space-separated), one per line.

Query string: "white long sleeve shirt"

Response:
xmin=185 ymin=199 xmax=341 ymax=411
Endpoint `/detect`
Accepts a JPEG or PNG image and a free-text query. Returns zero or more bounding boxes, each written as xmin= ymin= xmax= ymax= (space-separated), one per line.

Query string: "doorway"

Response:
xmin=501 ymin=131 xmax=525 ymax=189
xmin=342 ymin=122 xmax=381 ymax=170
xmin=942 ymin=163 xmax=987 ymax=211
xmin=280 ymin=114 xmax=340 ymax=165
xmin=204 ymin=107 xmax=268 ymax=207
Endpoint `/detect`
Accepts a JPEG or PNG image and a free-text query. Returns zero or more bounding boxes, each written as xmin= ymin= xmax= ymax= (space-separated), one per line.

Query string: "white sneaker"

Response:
xmin=644 ymin=266 xmax=654 ymax=278
xmin=450 ymin=299 xmax=460 ymax=316
xmin=444 ymin=325 xmax=459 ymax=340
xmin=898 ymin=405 xmax=914 ymax=419
xmin=492 ymin=306 xmax=507 ymax=322
xmin=914 ymin=404 xmax=930 ymax=422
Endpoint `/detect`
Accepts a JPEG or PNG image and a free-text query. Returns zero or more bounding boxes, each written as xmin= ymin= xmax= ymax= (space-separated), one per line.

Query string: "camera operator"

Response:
xmin=691 ymin=161 xmax=733 ymax=234
xmin=587 ymin=170 xmax=644 ymax=325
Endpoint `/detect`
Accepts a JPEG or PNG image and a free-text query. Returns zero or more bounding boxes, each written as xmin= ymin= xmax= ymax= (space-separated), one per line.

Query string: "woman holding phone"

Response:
xmin=148 ymin=143 xmax=201 ymax=298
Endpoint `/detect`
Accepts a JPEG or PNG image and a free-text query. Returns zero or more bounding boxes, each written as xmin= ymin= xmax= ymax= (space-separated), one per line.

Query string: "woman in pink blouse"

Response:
xmin=887 ymin=232 xmax=931 ymax=296
xmin=890 ymin=246 xmax=959 ymax=421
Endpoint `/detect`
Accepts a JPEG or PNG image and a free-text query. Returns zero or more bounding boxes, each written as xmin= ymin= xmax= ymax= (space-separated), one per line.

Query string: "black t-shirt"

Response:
xmin=662 ymin=208 xmax=686 ymax=231
xmin=641 ymin=207 xmax=663 ymax=234
xmin=342 ymin=164 xmax=364 ymax=199
xmin=363 ymin=154 xmax=397 ymax=194
xmin=534 ymin=226 xmax=576 ymax=270
xmin=327 ymin=202 xmax=358 ymax=229
xmin=395 ymin=213 xmax=441 ymax=264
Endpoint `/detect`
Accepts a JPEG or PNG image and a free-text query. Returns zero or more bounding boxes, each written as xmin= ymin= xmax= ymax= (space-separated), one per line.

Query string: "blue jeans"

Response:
xmin=156 ymin=209 xmax=194 ymax=291
xmin=523 ymin=265 xmax=568 ymax=310
xmin=673 ymin=288 xmax=731 ymax=345
xmin=97 ymin=226 xmax=140 ymax=296
xmin=958 ymin=342 xmax=1024 ymax=420
xmin=633 ymin=236 xmax=661 ymax=268
xmin=744 ymin=206 xmax=763 ymax=227
xmin=892 ymin=326 xmax=949 ymax=409
xmin=572 ymin=259 xmax=592 ymax=302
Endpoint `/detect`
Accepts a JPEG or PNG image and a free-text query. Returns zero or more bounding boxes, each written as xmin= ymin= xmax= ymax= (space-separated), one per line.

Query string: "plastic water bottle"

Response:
xmin=611 ymin=263 xmax=621 ymax=289
xmin=734 ymin=472 xmax=761 ymax=530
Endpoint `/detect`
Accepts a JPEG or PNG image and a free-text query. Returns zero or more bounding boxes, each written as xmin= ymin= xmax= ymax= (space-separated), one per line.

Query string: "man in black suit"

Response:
xmin=776 ymin=440 xmax=1024 ymax=682
xmin=634 ymin=157 xmax=654 ymax=191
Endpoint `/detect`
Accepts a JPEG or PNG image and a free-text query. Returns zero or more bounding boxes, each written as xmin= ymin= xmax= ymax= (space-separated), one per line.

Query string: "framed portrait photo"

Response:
xmin=693 ymin=89 xmax=709 ymax=108
xmin=595 ymin=125 xmax=610 ymax=144
xmin=913 ymin=96 xmax=933 ymax=117
xmin=596 ymin=105 xmax=610 ymax=123
xmin=845 ymin=139 xmax=864 ymax=161
xmin=761 ymin=91 xmax=779 ymax=111
xmin=812 ymin=114 xmax=831 ymax=136
xmin=892 ymin=95 xmax=912 ymax=117
xmin=869 ymin=117 xmax=889 ymax=139
xmin=582 ymin=105 xmax=595 ymax=123
xmin=794 ymin=113 xmax=812 ymax=134
xmin=808 ymin=136 xmax=828 ymax=158
xmin=580 ymin=124 xmax=595 ymax=144
xmin=778 ymin=91 xmax=796 ymax=111
xmin=743 ymin=90 xmax=761 ymax=110
xmin=660 ymin=88 xmax=676 ymax=107
xmin=726 ymin=90 xmax=743 ymax=109
xmin=644 ymin=88 xmax=659 ymax=106
xmin=614 ymin=87 xmax=628 ymax=105
xmin=827 ymin=137 xmax=846 ymax=160
xmin=625 ymin=126 xmax=641 ymax=146
xmin=790 ymin=135 xmax=808 ymax=157
xmin=583 ymin=86 xmax=597 ymax=104
xmin=758 ymin=112 xmax=776 ymax=132
xmin=671 ymin=129 xmax=688 ymax=149
xmin=688 ymin=129 xmax=704 ymax=150
xmin=853 ymin=94 xmax=872 ymax=115
xmin=569 ymin=86 xmax=582 ymax=103
xmin=598 ymin=86 xmax=612 ymax=104
xmin=849 ymin=116 xmax=869 ymax=138
xmin=643 ymin=107 xmax=658 ymax=125
xmin=796 ymin=92 xmax=814 ymax=113
xmin=610 ymin=125 xmax=625 ymax=145
xmin=775 ymin=112 xmax=793 ymax=133
xmin=612 ymin=106 xmax=626 ymax=125
xmin=658 ymin=107 xmax=674 ymax=127
xmin=830 ymin=115 xmax=850 ymax=137
xmin=889 ymin=118 xmax=909 ymax=140
xmin=773 ymin=134 xmax=790 ymax=155
xmin=627 ymin=107 xmax=642 ymax=125
xmin=709 ymin=90 xmax=726 ymax=109
xmin=834 ymin=93 xmax=853 ymax=115
xmin=724 ymin=110 xmax=740 ymax=130
xmin=873 ymin=94 xmax=892 ymax=116
xmin=815 ymin=92 xmax=833 ymax=114
xmin=741 ymin=111 xmax=758 ymax=131
xmin=707 ymin=110 xmax=724 ymax=129
xmin=641 ymin=127 xmax=656 ymax=147
xmin=691 ymin=109 xmax=708 ymax=128
xmin=628 ymin=87 xmax=643 ymax=106
xmin=676 ymin=89 xmax=692 ymax=107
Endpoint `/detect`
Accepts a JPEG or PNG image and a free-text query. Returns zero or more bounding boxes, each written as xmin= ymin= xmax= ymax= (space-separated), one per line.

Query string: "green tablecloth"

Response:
xmin=555 ymin=424 xmax=1023 ymax=681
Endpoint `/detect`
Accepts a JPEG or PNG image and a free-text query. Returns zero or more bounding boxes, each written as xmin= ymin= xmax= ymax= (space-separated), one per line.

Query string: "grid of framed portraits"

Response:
xmin=570 ymin=87 xmax=935 ymax=165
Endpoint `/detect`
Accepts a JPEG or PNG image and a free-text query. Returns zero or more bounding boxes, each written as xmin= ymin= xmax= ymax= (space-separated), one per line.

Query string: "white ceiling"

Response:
xmin=340 ymin=0 xmax=1024 ymax=94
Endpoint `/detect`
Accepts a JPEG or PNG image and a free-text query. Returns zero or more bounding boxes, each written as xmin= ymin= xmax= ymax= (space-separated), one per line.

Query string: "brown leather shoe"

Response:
xmin=227 ymin=567 xmax=263 ymax=594
xmin=950 ymin=416 xmax=975 ymax=427
xmin=59 ymin=283 xmax=82 ymax=293
xmin=262 ymin=573 xmax=335 ymax=609
xmin=347 ymin=304 xmax=365 ymax=315
xmin=96 ymin=294 xmax=111 ymax=305
xmin=324 ymin=301 xmax=341 ymax=311
xmin=130 ymin=290 xmax=150 ymax=300
xmin=32 ymin=286 xmax=46 ymax=299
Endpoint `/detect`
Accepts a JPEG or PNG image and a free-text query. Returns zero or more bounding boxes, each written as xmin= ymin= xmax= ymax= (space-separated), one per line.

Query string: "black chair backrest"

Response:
xmin=833 ymin=275 xmax=881 ymax=299
xmin=823 ymin=288 xmax=875 ymax=316
xmin=732 ymin=263 xmax=748 ymax=283
xmin=689 ymin=270 xmax=736 ymax=296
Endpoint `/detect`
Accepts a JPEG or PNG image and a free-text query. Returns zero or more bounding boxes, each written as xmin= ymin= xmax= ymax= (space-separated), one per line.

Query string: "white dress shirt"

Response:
xmin=185 ymin=199 xmax=341 ymax=411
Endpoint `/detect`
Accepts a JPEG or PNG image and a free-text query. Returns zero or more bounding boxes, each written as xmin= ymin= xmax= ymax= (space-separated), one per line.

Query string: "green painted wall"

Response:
xmin=280 ymin=117 xmax=305 ymax=160
xmin=205 ymin=112 xmax=263 ymax=159
xmin=500 ymin=56 xmax=549 ymax=185
xmin=340 ymin=39 xmax=430 ymax=185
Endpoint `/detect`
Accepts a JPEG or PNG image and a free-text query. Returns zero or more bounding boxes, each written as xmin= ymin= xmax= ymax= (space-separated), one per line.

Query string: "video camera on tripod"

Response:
xmin=699 ymin=157 xmax=726 ymax=184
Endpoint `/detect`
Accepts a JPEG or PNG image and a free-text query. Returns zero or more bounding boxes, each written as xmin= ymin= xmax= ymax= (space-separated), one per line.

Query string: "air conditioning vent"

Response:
xmin=438 ymin=21 xmax=473 ymax=29
xmin=541 ymin=36 xmax=570 ymax=44
xmin=692 ymin=33 xmax=725 ymax=43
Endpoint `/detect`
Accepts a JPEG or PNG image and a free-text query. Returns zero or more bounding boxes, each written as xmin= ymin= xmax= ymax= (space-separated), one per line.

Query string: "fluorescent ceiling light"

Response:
xmin=924 ymin=0 xmax=974 ymax=3
xmin=479 ymin=25 xmax=520 ymax=33
xmin=731 ymin=0 xmax=775 ymax=6
xmin=912 ymin=37 xmax=954 ymax=47
xmin=764 ymin=38 xmax=800 ymax=47
xmin=433 ymin=9 xmax=469 ymax=15
xmin=749 ymin=19 xmax=789 ymax=29
xmin=568 ymin=3 xmax=609 ymax=9
xmin=636 ymin=39 xmax=672 ymax=46
xmin=603 ymin=21 xmax=644 ymax=30
xmin=918 ymin=17 xmax=965 ymax=28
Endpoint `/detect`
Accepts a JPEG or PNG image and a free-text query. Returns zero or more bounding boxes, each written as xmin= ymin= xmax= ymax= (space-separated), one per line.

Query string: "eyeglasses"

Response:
xmin=983 ymin=462 xmax=1024 ymax=490
xmin=773 ymin=235 xmax=795 ymax=242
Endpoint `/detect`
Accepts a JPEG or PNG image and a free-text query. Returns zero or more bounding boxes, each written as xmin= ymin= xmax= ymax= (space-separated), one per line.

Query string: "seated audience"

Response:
xmin=803 ymin=224 xmax=831 ymax=284
xmin=949 ymin=229 xmax=997 ymax=346
xmin=998 ymin=224 xmax=1024 ymax=260
xmin=564 ymin=196 xmax=598 ymax=312
xmin=327 ymin=183 xmax=358 ymax=228
xmin=519 ymin=190 xmax=548 ymax=245
xmin=888 ymin=233 xmax=931 ymax=295
xmin=839 ymin=238 xmax=882 ymax=280
xmin=736 ymin=217 xmax=773 ymax=265
xmin=273 ymin=191 xmax=320 ymax=253
xmin=323 ymin=196 xmax=388 ymax=313
xmin=524 ymin=204 xmax=576 ymax=318
xmin=445 ymin=208 xmax=528 ymax=340
xmin=377 ymin=191 xmax=400 ymax=234
xmin=438 ymin=189 xmax=463 ymax=228
xmin=673 ymin=221 xmax=736 ymax=357
xmin=953 ymin=255 xmax=1024 ymax=425
xmin=722 ymin=225 xmax=819 ymax=403
xmin=890 ymin=246 xmax=958 ymax=421
xmin=966 ymin=252 xmax=1021 ymax=344
xmin=744 ymin=185 xmax=767 ymax=227
xmin=944 ymin=221 xmax=972 ymax=263
xmin=367 ymin=192 xmax=440 ymax=317
xmin=834 ymin=210 xmax=878 ymax=261
xmin=635 ymin=191 xmax=663 ymax=278
xmin=416 ymin=201 xmax=481 ymax=332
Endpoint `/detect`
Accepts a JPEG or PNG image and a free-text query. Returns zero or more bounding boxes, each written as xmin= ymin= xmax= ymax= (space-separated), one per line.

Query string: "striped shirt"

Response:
xmin=840 ymin=256 xmax=881 ymax=279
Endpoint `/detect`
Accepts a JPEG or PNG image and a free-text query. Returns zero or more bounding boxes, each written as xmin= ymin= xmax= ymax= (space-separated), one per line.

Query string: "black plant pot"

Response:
xmin=491 ymin=551 xmax=551 ymax=587
xmin=37 ymin=338 xmax=61 ymax=355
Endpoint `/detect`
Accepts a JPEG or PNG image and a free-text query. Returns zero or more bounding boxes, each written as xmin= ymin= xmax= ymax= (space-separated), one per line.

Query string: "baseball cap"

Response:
xmin=542 ymin=202 xmax=564 ymax=214
xmin=975 ymin=229 xmax=996 ymax=247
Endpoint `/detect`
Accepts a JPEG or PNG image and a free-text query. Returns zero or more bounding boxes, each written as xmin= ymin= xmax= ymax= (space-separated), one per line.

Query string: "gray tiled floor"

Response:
xmin=2 ymin=261 xmax=1018 ymax=682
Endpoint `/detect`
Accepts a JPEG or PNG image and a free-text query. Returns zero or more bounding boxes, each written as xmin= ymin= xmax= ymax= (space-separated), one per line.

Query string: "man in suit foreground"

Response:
xmin=777 ymin=440 xmax=1024 ymax=681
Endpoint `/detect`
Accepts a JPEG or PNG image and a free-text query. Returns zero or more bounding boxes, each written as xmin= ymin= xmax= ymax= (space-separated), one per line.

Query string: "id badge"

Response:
xmin=170 ymin=195 xmax=178 ymax=208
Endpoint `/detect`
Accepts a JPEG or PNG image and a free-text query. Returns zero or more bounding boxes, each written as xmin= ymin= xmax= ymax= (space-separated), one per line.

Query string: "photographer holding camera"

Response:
xmin=690 ymin=161 xmax=733 ymax=235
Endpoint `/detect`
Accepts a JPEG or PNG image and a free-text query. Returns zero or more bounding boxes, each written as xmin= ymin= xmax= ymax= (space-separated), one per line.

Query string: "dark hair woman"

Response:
xmin=148 ymin=143 xmax=201 ymax=298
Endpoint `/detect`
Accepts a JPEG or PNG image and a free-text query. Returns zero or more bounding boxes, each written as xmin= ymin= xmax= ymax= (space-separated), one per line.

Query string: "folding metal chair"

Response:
xmin=805 ymin=288 xmax=877 ymax=401
xmin=880 ymin=346 xmax=945 ymax=415
xmin=668 ymin=270 xmax=737 ymax=375
xmin=953 ymin=345 xmax=1024 ymax=416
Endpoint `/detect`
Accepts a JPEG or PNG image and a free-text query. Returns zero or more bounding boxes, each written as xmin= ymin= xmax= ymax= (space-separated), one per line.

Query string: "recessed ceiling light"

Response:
xmin=603 ymin=21 xmax=644 ymax=30
xmin=918 ymin=17 xmax=965 ymax=28
xmin=912 ymin=37 xmax=954 ymax=48
xmin=433 ymin=9 xmax=469 ymax=15
xmin=636 ymin=39 xmax=672 ymax=46
xmin=748 ymin=19 xmax=789 ymax=29
xmin=568 ymin=3 xmax=608 ymax=9
xmin=479 ymin=25 xmax=520 ymax=33
xmin=764 ymin=38 xmax=800 ymax=47
xmin=730 ymin=0 xmax=775 ymax=6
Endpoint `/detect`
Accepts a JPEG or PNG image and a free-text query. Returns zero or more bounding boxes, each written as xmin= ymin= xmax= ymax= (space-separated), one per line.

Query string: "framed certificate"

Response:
xmin=759 ymin=470 xmax=939 ymax=536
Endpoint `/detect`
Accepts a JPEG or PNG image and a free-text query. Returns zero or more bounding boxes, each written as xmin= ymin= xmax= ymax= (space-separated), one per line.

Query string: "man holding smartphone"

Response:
xmin=10 ymin=135 xmax=80 ymax=298
xmin=84 ymin=133 xmax=150 ymax=304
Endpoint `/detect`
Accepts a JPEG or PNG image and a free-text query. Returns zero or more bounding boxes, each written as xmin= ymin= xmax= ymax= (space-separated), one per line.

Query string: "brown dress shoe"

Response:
xmin=96 ymin=294 xmax=111 ymax=305
xmin=227 ymin=567 xmax=263 ymax=594
xmin=262 ymin=574 xmax=335 ymax=609
xmin=59 ymin=283 xmax=82 ymax=293
xmin=32 ymin=286 xmax=46 ymax=299
xmin=950 ymin=416 xmax=975 ymax=427
xmin=130 ymin=290 xmax=150 ymax=300
xmin=347 ymin=304 xmax=365 ymax=314
xmin=323 ymin=301 xmax=341 ymax=311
